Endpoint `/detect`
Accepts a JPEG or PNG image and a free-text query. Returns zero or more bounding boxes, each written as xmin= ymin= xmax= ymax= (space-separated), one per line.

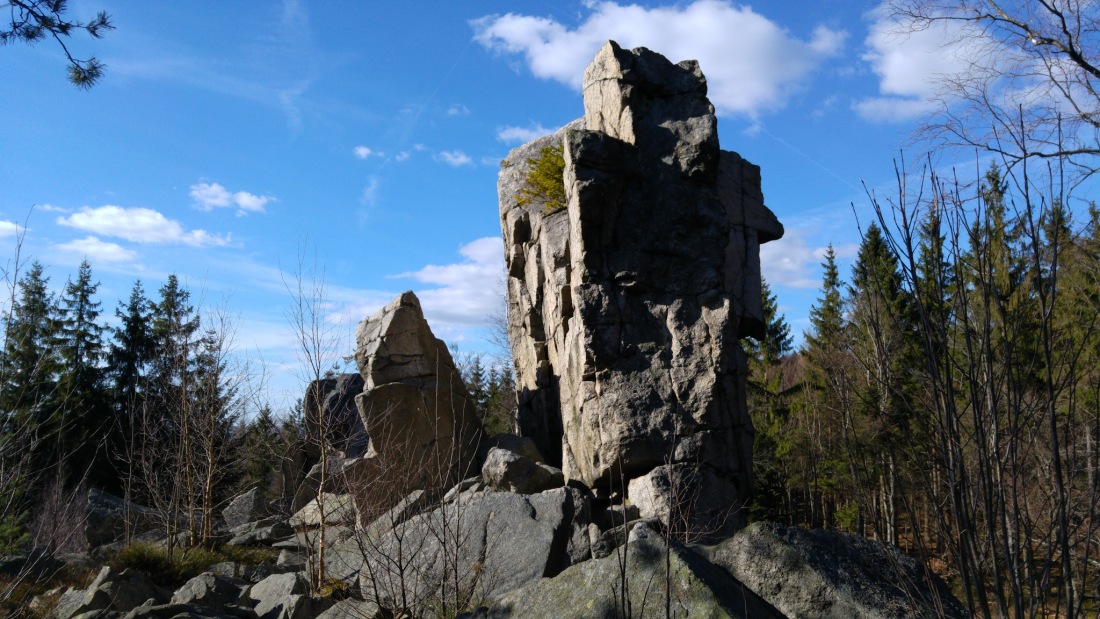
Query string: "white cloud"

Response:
xmin=447 ymin=104 xmax=471 ymax=116
xmin=472 ymin=1 xmax=845 ymax=117
xmin=760 ymin=228 xmax=857 ymax=289
xmin=55 ymin=236 xmax=138 ymax=262
xmin=57 ymin=205 xmax=231 ymax=247
xmin=233 ymin=191 xmax=270 ymax=214
xmin=394 ymin=151 xmax=411 ymax=162
xmin=353 ymin=145 xmax=381 ymax=159
xmin=37 ymin=204 xmax=69 ymax=213
xmin=397 ymin=237 xmax=504 ymax=335
xmin=856 ymin=4 xmax=1006 ymax=123
xmin=190 ymin=182 xmax=272 ymax=215
xmin=0 ymin=220 xmax=20 ymax=237
xmin=436 ymin=150 xmax=473 ymax=167
xmin=497 ymin=123 xmax=556 ymax=144
xmin=190 ymin=182 xmax=232 ymax=209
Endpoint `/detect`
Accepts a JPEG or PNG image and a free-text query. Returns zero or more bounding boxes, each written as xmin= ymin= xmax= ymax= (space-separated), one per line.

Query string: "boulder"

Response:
xmin=304 ymin=372 xmax=369 ymax=459
xmin=701 ymin=522 xmax=968 ymax=619
xmin=478 ymin=526 xmax=784 ymax=618
xmin=483 ymin=433 xmax=545 ymax=464
xmin=627 ymin=463 xmax=742 ymax=539
xmin=222 ymin=488 xmax=269 ymax=531
xmin=353 ymin=487 xmax=593 ymax=613
xmin=291 ymin=454 xmax=373 ymax=513
xmin=120 ymin=601 xmax=241 ymax=618
xmin=84 ymin=489 xmax=164 ymax=549
xmin=352 ymin=292 xmax=486 ymax=517
xmin=498 ymin=41 xmax=783 ymax=531
xmin=169 ymin=572 xmax=248 ymax=609
xmin=55 ymin=566 xmax=165 ymax=618
xmin=246 ymin=572 xmax=310 ymax=618
xmin=226 ymin=517 xmax=293 ymax=547
xmin=481 ymin=446 xmax=563 ymax=494
xmin=289 ymin=493 xmax=355 ymax=529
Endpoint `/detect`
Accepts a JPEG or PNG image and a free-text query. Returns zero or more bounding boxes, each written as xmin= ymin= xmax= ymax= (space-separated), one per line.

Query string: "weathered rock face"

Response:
xmin=702 ymin=522 xmax=970 ymax=619
xmin=304 ymin=372 xmax=369 ymax=458
xmin=355 ymin=486 xmax=594 ymax=609
xmin=498 ymin=41 xmax=782 ymax=529
xmin=353 ymin=291 xmax=486 ymax=515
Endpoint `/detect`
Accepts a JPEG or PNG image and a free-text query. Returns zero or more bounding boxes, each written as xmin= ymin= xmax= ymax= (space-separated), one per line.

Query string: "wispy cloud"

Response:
xmin=472 ymin=1 xmax=845 ymax=118
xmin=496 ymin=123 xmax=556 ymax=144
xmin=447 ymin=104 xmax=471 ymax=116
xmin=58 ymin=205 xmax=232 ymax=247
xmin=360 ymin=176 xmax=380 ymax=206
xmin=436 ymin=150 xmax=474 ymax=167
xmin=55 ymin=236 xmax=139 ymax=263
xmin=190 ymin=182 xmax=273 ymax=215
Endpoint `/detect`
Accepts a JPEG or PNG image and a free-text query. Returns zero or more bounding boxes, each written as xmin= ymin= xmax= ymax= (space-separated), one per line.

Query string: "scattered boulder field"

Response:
xmin=27 ymin=41 xmax=965 ymax=619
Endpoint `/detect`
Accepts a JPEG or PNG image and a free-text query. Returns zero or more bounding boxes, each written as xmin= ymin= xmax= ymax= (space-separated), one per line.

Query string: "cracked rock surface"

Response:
xmin=498 ymin=40 xmax=782 ymax=532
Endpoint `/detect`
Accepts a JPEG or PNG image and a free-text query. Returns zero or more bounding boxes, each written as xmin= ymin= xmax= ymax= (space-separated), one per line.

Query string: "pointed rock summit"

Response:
xmin=498 ymin=41 xmax=783 ymax=532
xmin=351 ymin=291 xmax=485 ymax=515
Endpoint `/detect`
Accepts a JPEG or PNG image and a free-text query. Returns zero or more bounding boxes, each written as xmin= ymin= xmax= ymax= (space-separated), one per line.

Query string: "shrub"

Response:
xmin=516 ymin=144 xmax=567 ymax=214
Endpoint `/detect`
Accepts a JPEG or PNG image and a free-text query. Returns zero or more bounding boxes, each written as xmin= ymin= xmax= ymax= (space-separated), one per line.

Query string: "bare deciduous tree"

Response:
xmin=889 ymin=0 xmax=1100 ymax=178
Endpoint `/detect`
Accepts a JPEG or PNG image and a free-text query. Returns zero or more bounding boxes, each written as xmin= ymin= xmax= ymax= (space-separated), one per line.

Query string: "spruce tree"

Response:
xmin=2 ymin=261 xmax=59 ymax=415
xmin=109 ymin=280 xmax=154 ymax=412
xmin=53 ymin=260 xmax=110 ymax=487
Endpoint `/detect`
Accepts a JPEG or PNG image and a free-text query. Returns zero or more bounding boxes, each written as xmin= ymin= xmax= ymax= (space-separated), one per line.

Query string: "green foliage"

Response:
xmin=516 ymin=144 xmax=567 ymax=214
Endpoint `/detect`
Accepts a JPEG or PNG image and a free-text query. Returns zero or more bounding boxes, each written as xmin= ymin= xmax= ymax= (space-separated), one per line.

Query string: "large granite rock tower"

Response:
xmin=498 ymin=41 xmax=783 ymax=530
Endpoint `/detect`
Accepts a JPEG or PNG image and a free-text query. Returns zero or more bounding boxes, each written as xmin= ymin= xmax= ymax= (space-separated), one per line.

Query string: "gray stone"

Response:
xmin=304 ymin=372 xmax=369 ymax=458
xmin=353 ymin=487 xmax=592 ymax=612
xmin=701 ymin=522 xmax=968 ymax=619
xmin=291 ymin=454 xmax=374 ymax=513
xmin=627 ymin=462 xmax=743 ymax=539
xmin=481 ymin=530 xmax=784 ymax=618
xmin=314 ymin=598 xmax=379 ymax=618
xmin=246 ymin=572 xmax=310 ymax=618
xmin=222 ymin=489 xmax=269 ymax=531
xmin=498 ymin=41 xmax=783 ymax=533
xmin=227 ymin=520 xmax=293 ymax=547
xmin=289 ymin=493 xmax=355 ymax=529
xmin=56 ymin=566 xmax=165 ymax=618
xmin=169 ymin=572 xmax=247 ymax=609
xmin=481 ymin=447 xmax=564 ymax=494
xmin=121 ymin=602 xmax=243 ymax=618
xmin=483 ymin=433 xmax=545 ymax=464
xmin=352 ymin=292 xmax=486 ymax=518
xmin=84 ymin=489 xmax=165 ymax=549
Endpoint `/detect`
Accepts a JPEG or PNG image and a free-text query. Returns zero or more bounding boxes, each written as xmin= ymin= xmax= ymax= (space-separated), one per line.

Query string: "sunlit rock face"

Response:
xmin=498 ymin=41 xmax=783 ymax=532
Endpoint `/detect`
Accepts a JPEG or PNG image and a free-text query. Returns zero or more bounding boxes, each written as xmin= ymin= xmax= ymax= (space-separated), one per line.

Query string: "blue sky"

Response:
xmin=0 ymin=0 xmax=972 ymax=406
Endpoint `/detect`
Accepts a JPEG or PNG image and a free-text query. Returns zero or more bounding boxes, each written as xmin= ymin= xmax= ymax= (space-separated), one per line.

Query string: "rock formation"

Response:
xmin=352 ymin=291 xmax=485 ymax=514
xmin=304 ymin=372 xmax=369 ymax=458
xmin=498 ymin=41 xmax=783 ymax=530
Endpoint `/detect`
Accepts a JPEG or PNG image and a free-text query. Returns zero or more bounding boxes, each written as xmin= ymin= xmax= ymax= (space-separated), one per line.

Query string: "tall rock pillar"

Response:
xmin=499 ymin=41 xmax=783 ymax=531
